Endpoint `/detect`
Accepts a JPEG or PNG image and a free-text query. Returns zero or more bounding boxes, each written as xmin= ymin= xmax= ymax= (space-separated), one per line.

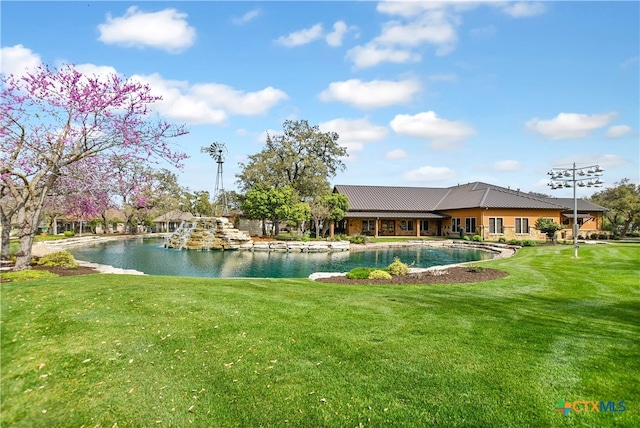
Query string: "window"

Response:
xmin=362 ymin=220 xmax=375 ymax=233
xmin=451 ymin=218 xmax=461 ymax=233
xmin=465 ymin=217 xmax=476 ymax=234
xmin=515 ymin=218 xmax=529 ymax=234
xmin=489 ymin=217 xmax=504 ymax=234
xmin=420 ymin=220 xmax=429 ymax=232
xmin=401 ymin=220 xmax=414 ymax=231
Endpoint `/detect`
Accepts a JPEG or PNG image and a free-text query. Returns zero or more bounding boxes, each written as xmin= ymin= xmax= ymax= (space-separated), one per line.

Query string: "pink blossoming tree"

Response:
xmin=1 ymin=64 xmax=188 ymax=270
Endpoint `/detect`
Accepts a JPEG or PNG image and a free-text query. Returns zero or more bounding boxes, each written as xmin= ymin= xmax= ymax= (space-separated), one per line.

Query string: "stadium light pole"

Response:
xmin=547 ymin=162 xmax=604 ymax=258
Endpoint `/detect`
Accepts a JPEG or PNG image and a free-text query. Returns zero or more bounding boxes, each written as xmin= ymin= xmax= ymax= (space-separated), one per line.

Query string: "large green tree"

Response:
xmin=310 ymin=193 xmax=349 ymax=237
xmin=241 ymin=185 xmax=307 ymax=236
xmin=236 ymin=120 xmax=347 ymax=200
xmin=589 ymin=178 xmax=640 ymax=237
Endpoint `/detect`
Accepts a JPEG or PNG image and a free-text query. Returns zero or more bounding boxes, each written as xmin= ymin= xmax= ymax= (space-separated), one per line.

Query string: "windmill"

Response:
xmin=201 ymin=142 xmax=229 ymax=217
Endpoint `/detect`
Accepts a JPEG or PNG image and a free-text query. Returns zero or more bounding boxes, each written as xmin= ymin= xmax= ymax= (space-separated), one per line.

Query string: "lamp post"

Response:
xmin=547 ymin=162 xmax=604 ymax=258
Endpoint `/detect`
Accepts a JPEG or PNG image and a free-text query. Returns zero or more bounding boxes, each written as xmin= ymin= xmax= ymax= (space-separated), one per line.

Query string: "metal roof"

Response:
xmin=334 ymin=182 xmax=607 ymax=215
xmin=333 ymin=185 xmax=449 ymax=211
xmin=346 ymin=211 xmax=450 ymax=219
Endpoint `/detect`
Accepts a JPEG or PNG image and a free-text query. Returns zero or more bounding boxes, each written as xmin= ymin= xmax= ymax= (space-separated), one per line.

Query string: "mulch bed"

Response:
xmin=30 ymin=265 xmax=101 ymax=277
xmin=314 ymin=266 xmax=508 ymax=285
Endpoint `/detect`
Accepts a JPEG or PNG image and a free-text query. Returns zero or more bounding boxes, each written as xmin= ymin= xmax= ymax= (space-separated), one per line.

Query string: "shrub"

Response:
xmin=598 ymin=234 xmax=608 ymax=240
xmin=463 ymin=235 xmax=471 ymax=241
xmin=1 ymin=270 xmax=58 ymax=282
xmin=36 ymin=250 xmax=79 ymax=269
xmin=368 ymin=270 xmax=392 ymax=280
xmin=498 ymin=237 xmax=507 ymax=243
xmin=521 ymin=240 xmax=537 ymax=247
xmin=472 ymin=235 xmax=482 ymax=242
xmin=387 ymin=257 xmax=409 ymax=276
xmin=346 ymin=234 xmax=368 ymax=245
xmin=63 ymin=230 xmax=75 ymax=237
xmin=467 ymin=265 xmax=486 ymax=273
xmin=590 ymin=233 xmax=599 ymax=240
xmin=508 ymin=239 xmax=522 ymax=246
xmin=346 ymin=267 xmax=374 ymax=279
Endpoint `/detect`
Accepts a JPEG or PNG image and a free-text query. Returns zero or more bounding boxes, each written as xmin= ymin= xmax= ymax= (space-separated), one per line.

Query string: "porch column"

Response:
xmin=329 ymin=222 xmax=335 ymax=239
xmin=375 ymin=218 xmax=379 ymax=237
xmin=416 ymin=219 xmax=420 ymax=237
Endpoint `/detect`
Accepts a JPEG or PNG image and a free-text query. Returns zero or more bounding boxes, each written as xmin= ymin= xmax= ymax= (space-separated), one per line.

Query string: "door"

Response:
xmin=381 ymin=220 xmax=395 ymax=235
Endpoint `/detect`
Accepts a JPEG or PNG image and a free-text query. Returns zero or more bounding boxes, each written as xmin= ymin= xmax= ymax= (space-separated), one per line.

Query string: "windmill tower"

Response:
xmin=201 ymin=142 xmax=229 ymax=217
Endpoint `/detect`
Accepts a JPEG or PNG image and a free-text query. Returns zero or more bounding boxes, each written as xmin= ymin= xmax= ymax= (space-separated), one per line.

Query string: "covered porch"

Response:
xmin=344 ymin=212 xmax=451 ymax=237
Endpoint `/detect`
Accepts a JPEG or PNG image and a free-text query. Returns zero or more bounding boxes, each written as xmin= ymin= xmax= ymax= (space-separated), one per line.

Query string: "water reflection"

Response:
xmin=69 ymin=238 xmax=493 ymax=278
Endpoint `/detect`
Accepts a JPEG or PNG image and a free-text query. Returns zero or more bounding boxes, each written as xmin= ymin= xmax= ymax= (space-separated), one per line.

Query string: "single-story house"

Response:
xmin=152 ymin=210 xmax=194 ymax=233
xmin=333 ymin=182 xmax=607 ymax=240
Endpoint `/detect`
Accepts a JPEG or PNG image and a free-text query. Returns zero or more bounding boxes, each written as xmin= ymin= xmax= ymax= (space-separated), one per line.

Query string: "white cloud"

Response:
xmin=191 ymin=83 xmax=288 ymax=115
xmin=346 ymin=43 xmax=420 ymax=69
xmin=390 ymin=111 xmax=476 ymax=150
xmin=553 ymin=154 xmax=630 ymax=170
xmin=258 ymin=129 xmax=284 ymax=144
xmin=319 ymin=79 xmax=421 ymax=109
xmin=74 ymin=63 xmax=121 ymax=84
xmin=386 ymin=149 xmax=408 ymax=160
xmin=351 ymin=1 xmax=546 ymax=69
xmin=0 ymin=44 xmax=41 ymax=76
xmin=133 ymin=73 xmax=227 ymax=125
xmin=319 ymin=118 xmax=387 ymax=155
xmin=98 ymin=6 xmax=196 ymax=53
xmin=275 ymin=23 xmax=323 ymax=47
xmin=374 ymin=10 xmax=458 ymax=52
xmin=326 ymin=21 xmax=357 ymax=47
xmin=131 ymin=73 xmax=287 ymax=125
xmin=403 ymin=165 xmax=456 ymax=183
xmin=499 ymin=2 xmax=547 ymax=18
xmin=232 ymin=9 xmax=260 ymax=25
xmin=526 ymin=112 xmax=617 ymax=140
xmin=492 ymin=160 xmax=523 ymax=172
xmin=606 ymin=125 xmax=632 ymax=139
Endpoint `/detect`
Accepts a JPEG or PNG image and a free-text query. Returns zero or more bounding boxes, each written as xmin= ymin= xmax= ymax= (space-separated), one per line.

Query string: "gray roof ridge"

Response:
xmin=479 ymin=187 xmax=491 ymax=207
xmin=434 ymin=187 xmax=454 ymax=209
xmin=488 ymin=185 xmax=568 ymax=208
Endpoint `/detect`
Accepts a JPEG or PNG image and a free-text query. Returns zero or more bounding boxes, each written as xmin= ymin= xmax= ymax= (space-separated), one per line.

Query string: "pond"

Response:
xmin=69 ymin=238 xmax=495 ymax=278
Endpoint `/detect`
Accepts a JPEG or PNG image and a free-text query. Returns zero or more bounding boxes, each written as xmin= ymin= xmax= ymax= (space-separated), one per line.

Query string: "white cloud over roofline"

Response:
xmin=390 ymin=111 xmax=476 ymax=151
xmin=386 ymin=149 xmax=408 ymax=160
xmin=402 ymin=165 xmax=457 ymax=183
xmin=97 ymin=6 xmax=196 ymax=53
xmin=319 ymin=78 xmax=421 ymax=109
xmin=526 ymin=112 xmax=617 ymax=140
xmin=319 ymin=118 xmax=388 ymax=156
xmin=492 ymin=160 xmax=523 ymax=172
xmin=606 ymin=125 xmax=632 ymax=139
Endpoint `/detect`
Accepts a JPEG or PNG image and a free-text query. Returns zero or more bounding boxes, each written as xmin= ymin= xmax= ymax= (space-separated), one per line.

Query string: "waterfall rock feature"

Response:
xmin=165 ymin=217 xmax=253 ymax=250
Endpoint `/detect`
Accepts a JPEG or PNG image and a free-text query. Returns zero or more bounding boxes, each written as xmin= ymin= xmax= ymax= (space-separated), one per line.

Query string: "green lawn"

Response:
xmin=1 ymin=244 xmax=638 ymax=427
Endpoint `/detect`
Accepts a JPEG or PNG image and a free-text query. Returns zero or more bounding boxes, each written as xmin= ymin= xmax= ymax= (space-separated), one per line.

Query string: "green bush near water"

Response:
xmin=368 ymin=269 xmax=392 ymax=280
xmin=346 ymin=267 xmax=374 ymax=279
xmin=36 ymin=250 xmax=79 ymax=269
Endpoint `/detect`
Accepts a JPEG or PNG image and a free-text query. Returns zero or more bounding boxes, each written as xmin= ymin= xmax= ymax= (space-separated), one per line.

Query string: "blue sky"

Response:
xmin=2 ymin=1 xmax=638 ymax=198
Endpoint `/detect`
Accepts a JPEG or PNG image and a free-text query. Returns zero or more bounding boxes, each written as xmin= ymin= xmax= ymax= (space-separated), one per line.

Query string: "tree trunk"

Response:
xmin=261 ymin=219 xmax=267 ymax=236
xmin=14 ymin=199 xmax=45 ymax=270
xmin=1 ymin=211 xmax=12 ymax=260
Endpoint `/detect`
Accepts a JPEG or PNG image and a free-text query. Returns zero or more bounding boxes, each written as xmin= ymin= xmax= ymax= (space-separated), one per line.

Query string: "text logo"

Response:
xmin=555 ymin=400 xmax=626 ymax=416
